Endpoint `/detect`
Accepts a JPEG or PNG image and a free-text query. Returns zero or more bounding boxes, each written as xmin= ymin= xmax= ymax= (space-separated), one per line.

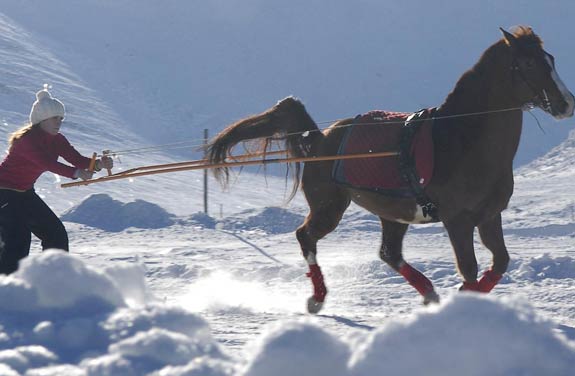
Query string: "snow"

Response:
xmin=1 ymin=1 xmax=575 ymax=375
xmin=217 ymin=207 xmax=304 ymax=234
xmin=1 ymin=252 xmax=574 ymax=375
xmin=0 ymin=251 xmax=230 ymax=375
xmin=61 ymin=194 xmax=175 ymax=232
xmin=243 ymin=321 xmax=351 ymax=376
xmin=348 ymin=295 xmax=575 ymax=376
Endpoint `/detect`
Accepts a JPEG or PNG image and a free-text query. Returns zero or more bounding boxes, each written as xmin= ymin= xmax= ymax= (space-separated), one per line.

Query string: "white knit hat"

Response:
xmin=29 ymin=86 xmax=65 ymax=125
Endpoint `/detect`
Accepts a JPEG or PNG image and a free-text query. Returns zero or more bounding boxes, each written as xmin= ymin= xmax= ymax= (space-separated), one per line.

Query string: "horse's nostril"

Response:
xmin=555 ymin=101 xmax=567 ymax=114
xmin=559 ymin=97 xmax=575 ymax=116
xmin=551 ymin=97 xmax=575 ymax=119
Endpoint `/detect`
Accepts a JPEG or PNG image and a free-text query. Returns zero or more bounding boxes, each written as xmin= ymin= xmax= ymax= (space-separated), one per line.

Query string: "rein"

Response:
xmin=69 ymin=106 xmax=526 ymax=188
xmin=105 ymin=106 xmax=524 ymax=159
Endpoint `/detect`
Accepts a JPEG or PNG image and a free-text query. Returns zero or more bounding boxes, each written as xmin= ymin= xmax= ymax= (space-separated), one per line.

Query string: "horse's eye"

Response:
xmin=523 ymin=58 xmax=535 ymax=70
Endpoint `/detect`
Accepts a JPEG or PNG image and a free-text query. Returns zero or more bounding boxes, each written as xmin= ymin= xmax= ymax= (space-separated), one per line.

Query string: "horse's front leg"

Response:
xmin=379 ymin=219 xmax=439 ymax=305
xmin=444 ymin=214 xmax=480 ymax=291
xmin=475 ymin=213 xmax=508 ymax=292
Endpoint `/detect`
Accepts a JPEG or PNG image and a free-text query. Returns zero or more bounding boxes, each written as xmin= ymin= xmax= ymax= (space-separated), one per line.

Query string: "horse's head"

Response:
xmin=501 ymin=26 xmax=574 ymax=119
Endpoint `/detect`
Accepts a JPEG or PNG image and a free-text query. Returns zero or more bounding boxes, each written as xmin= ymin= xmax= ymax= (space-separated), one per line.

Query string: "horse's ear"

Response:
xmin=500 ymin=27 xmax=518 ymax=50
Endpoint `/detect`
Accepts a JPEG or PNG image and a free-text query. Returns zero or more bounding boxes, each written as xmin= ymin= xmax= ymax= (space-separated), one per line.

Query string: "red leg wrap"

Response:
xmin=460 ymin=280 xmax=481 ymax=291
xmin=399 ymin=263 xmax=435 ymax=297
xmin=477 ymin=270 xmax=502 ymax=292
xmin=306 ymin=264 xmax=327 ymax=302
xmin=460 ymin=270 xmax=502 ymax=293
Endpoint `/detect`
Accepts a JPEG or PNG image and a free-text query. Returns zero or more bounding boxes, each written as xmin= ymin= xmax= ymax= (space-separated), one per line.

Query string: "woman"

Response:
xmin=0 ymin=87 xmax=113 ymax=274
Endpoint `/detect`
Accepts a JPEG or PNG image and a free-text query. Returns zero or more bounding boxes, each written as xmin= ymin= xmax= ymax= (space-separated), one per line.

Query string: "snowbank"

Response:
xmin=217 ymin=207 xmax=305 ymax=234
xmin=348 ymin=295 xmax=575 ymax=376
xmin=241 ymin=321 xmax=350 ymax=376
xmin=0 ymin=251 xmax=574 ymax=375
xmin=61 ymin=194 xmax=175 ymax=232
xmin=185 ymin=206 xmax=304 ymax=233
xmin=62 ymin=197 xmax=304 ymax=235
xmin=0 ymin=251 xmax=230 ymax=375
xmin=240 ymin=296 xmax=575 ymax=376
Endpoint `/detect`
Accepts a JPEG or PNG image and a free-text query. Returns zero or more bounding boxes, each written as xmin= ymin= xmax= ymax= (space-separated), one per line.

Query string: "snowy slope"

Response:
xmin=2 ymin=0 xmax=575 ymax=164
xmin=508 ymin=126 xmax=575 ymax=232
xmin=0 ymin=13 xmax=139 ymax=153
xmin=0 ymin=9 xmax=311 ymax=219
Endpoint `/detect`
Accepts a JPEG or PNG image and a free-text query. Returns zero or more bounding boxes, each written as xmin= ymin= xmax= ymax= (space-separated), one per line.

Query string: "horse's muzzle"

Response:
xmin=549 ymin=91 xmax=575 ymax=119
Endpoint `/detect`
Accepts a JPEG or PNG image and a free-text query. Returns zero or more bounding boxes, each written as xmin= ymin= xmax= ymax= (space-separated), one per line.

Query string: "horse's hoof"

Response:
xmin=307 ymin=296 xmax=324 ymax=314
xmin=423 ymin=291 xmax=440 ymax=305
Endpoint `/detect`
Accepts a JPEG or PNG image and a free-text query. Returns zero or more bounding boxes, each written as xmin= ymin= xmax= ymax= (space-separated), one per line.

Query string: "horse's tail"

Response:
xmin=206 ymin=96 xmax=321 ymax=200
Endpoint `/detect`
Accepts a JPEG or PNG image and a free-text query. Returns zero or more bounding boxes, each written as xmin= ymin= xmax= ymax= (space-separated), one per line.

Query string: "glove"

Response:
xmin=95 ymin=156 xmax=113 ymax=171
xmin=94 ymin=157 xmax=113 ymax=171
xmin=74 ymin=169 xmax=94 ymax=181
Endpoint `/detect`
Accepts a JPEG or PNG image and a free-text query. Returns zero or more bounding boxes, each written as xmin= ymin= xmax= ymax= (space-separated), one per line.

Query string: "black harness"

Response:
xmin=398 ymin=108 xmax=439 ymax=222
xmin=510 ymin=57 xmax=552 ymax=112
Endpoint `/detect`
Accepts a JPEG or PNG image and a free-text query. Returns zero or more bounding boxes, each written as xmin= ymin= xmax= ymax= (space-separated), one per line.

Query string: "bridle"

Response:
xmin=510 ymin=55 xmax=552 ymax=113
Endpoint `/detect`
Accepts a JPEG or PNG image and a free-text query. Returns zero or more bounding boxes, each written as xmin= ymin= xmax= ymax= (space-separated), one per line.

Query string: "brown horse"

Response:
xmin=207 ymin=26 xmax=574 ymax=313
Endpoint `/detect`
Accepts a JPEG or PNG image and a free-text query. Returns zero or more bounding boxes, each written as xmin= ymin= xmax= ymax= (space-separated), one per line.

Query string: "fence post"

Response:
xmin=203 ymin=128 xmax=208 ymax=214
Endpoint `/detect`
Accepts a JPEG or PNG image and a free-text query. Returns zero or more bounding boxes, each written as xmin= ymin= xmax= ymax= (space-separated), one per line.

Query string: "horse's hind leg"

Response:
xmin=474 ymin=213 xmax=508 ymax=292
xmin=296 ymin=184 xmax=351 ymax=314
xmin=379 ymin=219 xmax=439 ymax=304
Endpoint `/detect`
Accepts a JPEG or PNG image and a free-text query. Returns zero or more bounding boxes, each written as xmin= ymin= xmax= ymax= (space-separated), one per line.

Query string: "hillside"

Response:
xmin=2 ymin=0 xmax=575 ymax=165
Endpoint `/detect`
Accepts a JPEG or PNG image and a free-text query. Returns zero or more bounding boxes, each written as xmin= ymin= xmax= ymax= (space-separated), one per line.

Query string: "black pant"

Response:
xmin=0 ymin=189 xmax=68 ymax=274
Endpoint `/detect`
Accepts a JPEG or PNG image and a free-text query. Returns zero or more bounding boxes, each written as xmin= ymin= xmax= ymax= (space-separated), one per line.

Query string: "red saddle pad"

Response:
xmin=332 ymin=110 xmax=434 ymax=195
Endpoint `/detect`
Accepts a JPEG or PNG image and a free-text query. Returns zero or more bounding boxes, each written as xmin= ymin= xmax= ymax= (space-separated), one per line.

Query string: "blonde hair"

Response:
xmin=8 ymin=123 xmax=36 ymax=149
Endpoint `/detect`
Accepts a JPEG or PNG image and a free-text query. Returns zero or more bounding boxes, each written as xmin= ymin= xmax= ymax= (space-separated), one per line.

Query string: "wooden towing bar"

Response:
xmin=61 ymin=150 xmax=399 ymax=188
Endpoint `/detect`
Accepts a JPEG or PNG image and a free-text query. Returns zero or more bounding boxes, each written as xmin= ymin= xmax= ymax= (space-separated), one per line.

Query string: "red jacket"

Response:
xmin=0 ymin=127 xmax=91 ymax=191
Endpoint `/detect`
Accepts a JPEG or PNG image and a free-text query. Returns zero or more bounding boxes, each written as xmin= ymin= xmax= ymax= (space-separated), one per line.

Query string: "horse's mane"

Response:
xmin=507 ymin=25 xmax=543 ymax=49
